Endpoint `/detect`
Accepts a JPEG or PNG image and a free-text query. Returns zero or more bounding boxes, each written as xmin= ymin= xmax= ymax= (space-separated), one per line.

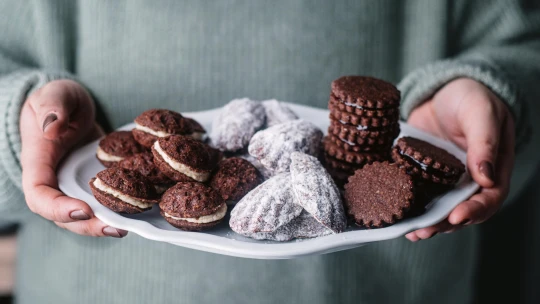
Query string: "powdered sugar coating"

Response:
xmin=230 ymin=173 xmax=303 ymax=234
xmin=290 ymin=152 xmax=346 ymax=233
xmin=262 ymin=99 xmax=298 ymax=127
xmin=247 ymin=210 xmax=332 ymax=241
xmin=248 ymin=120 xmax=323 ymax=174
xmin=210 ymin=98 xmax=266 ymax=152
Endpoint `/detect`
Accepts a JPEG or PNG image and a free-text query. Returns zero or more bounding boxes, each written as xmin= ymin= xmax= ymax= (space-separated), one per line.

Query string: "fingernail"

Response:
xmin=103 ymin=226 xmax=128 ymax=238
xmin=42 ymin=113 xmax=58 ymax=132
xmin=70 ymin=210 xmax=91 ymax=220
xmin=459 ymin=219 xmax=472 ymax=226
xmin=479 ymin=161 xmax=495 ymax=183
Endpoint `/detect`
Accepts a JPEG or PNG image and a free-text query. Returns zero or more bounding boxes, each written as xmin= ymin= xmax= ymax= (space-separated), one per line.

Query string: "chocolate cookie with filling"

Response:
xmin=209 ymin=157 xmax=263 ymax=204
xmin=328 ymin=118 xmax=400 ymax=146
xmin=159 ymin=182 xmax=227 ymax=231
xmin=326 ymin=134 xmax=394 ymax=152
xmin=344 ymin=161 xmax=414 ymax=228
xmin=331 ymin=75 xmax=400 ymax=109
xmin=132 ymin=109 xmax=193 ymax=148
xmin=184 ymin=117 xmax=206 ymax=140
xmin=96 ymin=131 xmax=146 ymax=167
xmin=116 ymin=152 xmax=173 ymax=194
xmin=152 ymin=135 xmax=217 ymax=183
xmin=89 ymin=167 xmax=159 ymax=214
xmin=328 ymin=94 xmax=398 ymax=117
xmin=391 ymin=137 xmax=465 ymax=185
xmin=323 ymin=137 xmax=388 ymax=165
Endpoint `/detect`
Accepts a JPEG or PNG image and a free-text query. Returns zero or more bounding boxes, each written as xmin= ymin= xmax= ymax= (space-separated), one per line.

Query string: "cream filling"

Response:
xmin=135 ymin=123 xmax=204 ymax=141
xmin=93 ymin=178 xmax=154 ymax=209
xmin=163 ymin=204 xmax=227 ymax=223
xmin=135 ymin=123 xmax=171 ymax=137
xmin=153 ymin=141 xmax=210 ymax=182
xmin=96 ymin=146 xmax=124 ymax=162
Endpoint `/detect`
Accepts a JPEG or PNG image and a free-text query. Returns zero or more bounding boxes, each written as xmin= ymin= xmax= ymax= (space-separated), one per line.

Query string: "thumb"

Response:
xmin=460 ymin=101 xmax=501 ymax=188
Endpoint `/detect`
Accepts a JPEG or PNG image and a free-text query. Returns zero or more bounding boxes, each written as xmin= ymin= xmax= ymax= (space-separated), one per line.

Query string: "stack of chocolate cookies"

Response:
xmin=323 ymin=76 xmax=401 ymax=185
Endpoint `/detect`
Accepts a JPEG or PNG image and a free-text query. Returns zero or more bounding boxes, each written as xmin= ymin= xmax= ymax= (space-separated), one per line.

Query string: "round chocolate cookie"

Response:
xmin=328 ymin=118 xmax=400 ymax=146
xmin=327 ymin=134 xmax=394 ymax=152
xmin=151 ymin=135 xmax=216 ymax=182
xmin=89 ymin=167 xmax=159 ymax=214
xmin=328 ymin=94 xmax=398 ymax=117
xmin=159 ymin=182 xmax=227 ymax=231
xmin=209 ymin=157 xmax=263 ymax=204
xmin=344 ymin=161 xmax=414 ymax=228
xmin=391 ymin=137 xmax=465 ymax=185
xmin=329 ymin=104 xmax=399 ymax=127
xmin=96 ymin=131 xmax=146 ymax=167
xmin=116 ymin=152 xmax=173 ymax=194
xmin=331 ymin=76 xmax=400 ymax=109
xmin=323 ymin=138 xmax=388 ymax=165
xmin=132 ymin=109 xmax=193 ymax=148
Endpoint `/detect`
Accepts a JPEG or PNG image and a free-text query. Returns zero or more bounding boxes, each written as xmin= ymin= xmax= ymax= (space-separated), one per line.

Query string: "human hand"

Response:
xmin=20 ymin=80 xmax=127 ymax=238
xmin=405 ymin=78 xmax=515 ymax=241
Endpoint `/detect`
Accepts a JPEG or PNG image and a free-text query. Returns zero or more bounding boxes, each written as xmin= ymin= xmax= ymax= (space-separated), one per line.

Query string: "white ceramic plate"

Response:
xmin=58 ymin=103 xmax=478 ymax=259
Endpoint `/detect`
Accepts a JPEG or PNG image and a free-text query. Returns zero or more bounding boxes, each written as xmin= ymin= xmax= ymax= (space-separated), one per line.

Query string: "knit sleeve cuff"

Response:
xmin=0 ymin=70 xmax=74 ymax=216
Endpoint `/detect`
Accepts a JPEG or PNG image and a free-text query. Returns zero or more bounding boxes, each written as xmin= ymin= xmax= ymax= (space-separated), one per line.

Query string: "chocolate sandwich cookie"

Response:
xmin=391 ymin=137 xmax=465 ymax=185
xmin=132 ymin=109 xmax=194 ymax=148
xmin=328 ymin=94 xmax=398 ymax=117
xmin=209 ymin=157 xmax=262 ymax=204
xmin=328 ymin=118 xmax=400 ymax=146
xmin=96 ymin=131 xmax=146 ymax=167
xmin=323 ymin=138 xmax=387 ymax=165
xmin=89 ymin=167 xmax=159 ymax=214
xmin=116 ymin=152 xmax=174 ymax=194
xmin=329 ymin=105 xmax=399 ymax=127
xmin=327 ymin=134 xmax=393 ymax=152
xmin=344 ymin=161 xmax=414 ymax=228
xmin=159 ymin=182 xmax=227 ymax=231
xmin=331 ymin=76 xmax=400 ymax=110
xmin=152 ymin=135 xmax=217 ymax=183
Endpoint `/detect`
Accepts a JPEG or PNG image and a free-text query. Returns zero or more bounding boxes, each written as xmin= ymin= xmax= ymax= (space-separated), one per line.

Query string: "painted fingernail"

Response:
xmin=70 ymin=210 xmax=91 ymax=220
xmin=42 ymin=113 xmax=58 ymax=132
xmin=479 ymin=161 xmax=495 ymax=183
xmin=459 ymin=219 xmax=472 ymax=226
xmin=103 ymin=226 xmax=128 ymax=238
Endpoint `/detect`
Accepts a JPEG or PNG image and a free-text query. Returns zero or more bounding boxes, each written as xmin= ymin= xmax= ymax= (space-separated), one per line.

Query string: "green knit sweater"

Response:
xmin=1 ymin=1 xmax=539 ymax=303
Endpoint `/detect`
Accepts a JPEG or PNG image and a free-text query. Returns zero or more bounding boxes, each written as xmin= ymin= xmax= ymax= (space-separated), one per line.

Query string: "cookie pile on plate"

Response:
xmin=323 ymin=76 xmax=401 ymax=185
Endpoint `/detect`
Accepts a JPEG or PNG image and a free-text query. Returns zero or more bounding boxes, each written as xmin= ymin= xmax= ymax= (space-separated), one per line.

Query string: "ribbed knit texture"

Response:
xmin=0 ymin=1 xmax=538 ymax=303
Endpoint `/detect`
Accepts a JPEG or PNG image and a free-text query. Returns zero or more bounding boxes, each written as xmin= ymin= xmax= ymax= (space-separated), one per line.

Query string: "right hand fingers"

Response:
xmin=55 ymin=218 xmax=128 ymax=238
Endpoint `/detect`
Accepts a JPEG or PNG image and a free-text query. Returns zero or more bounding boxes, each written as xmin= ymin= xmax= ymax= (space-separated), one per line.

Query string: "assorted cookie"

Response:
xmin=159 ymin=182 xmax=227 ymax=231
xmin=209 ymin=157 xmax=263 ymax=204
xmin=96 ymin=131 xmax=146 ymax=167
xmin=248 ymin=119 xmax=323 ymax=174
xmin=89 ymin=167 xmax=159 ymax=214
xmin=323 ymin=76 xmax=401 ymax=185
xmin=230 ymin=153 xmax=346 ymax=241
xmin=116 ymin=152 xmax=173 ymax=194
xmin=132 ymin=109 xmax=197 ymax=148
xmin=88 ymin=75 xmax=468 ymax=239
xmin=344 ymin=162 xmax=414 ymax=228
xmin=210 ymin=98 xmax=266 ymax=152
xmin=151 ymin=135 xmax=217 ymax=183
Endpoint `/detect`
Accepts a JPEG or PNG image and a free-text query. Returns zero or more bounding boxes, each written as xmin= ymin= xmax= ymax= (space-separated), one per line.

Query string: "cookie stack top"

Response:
xmin=323 ymin=76 xmax=401 ymax=185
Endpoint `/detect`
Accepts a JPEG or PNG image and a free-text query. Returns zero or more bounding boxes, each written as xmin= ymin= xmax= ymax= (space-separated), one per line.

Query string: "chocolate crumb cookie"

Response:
xmin=152 ymin=135 xmax=216 ymax=182
xmin=89 ymin=167 xmax=159 ymax=214
xmin=132 ymin=109 xmax=194 ymax=148
xmin=96 ymin=131 xmax=146 ymax=167
xmin=391 ymin=137 xmax=465 ymax=185
xmin=344 ymin=161 xmax=414 ymax=228
xmin=184 ymin=117 xmax=206 ymax=140
xmin=116 ymin=152 xmax=173 ymax=194
xmin=159 ymin=182 xmax=227 ymax=231
xmin=331 ymin=76 xmax=400 ymax=109
xmin=209 ymin=157 xmax=262 ymax=204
